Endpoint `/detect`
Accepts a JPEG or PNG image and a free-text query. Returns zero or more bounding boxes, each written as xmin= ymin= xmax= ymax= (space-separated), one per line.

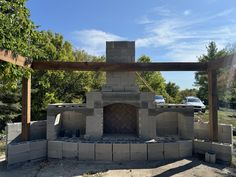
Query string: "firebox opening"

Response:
xmin=103 ymin=103 xmax=138 ymax=136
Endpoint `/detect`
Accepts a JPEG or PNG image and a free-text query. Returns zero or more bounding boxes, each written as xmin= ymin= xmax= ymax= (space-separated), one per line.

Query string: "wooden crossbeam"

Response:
xmin=208 ymin=54 xmax=236 ymax=70
xmin=32 ymin=61 xmax=208 ymax=71
xmin=0 ymin=50 xmax=31 ymax=67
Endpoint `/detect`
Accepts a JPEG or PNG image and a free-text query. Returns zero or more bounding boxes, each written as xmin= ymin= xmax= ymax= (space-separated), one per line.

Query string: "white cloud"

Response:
xmin=74 ymin=29 xmax=125 ymax=56
xmin=136 ymin=16 xmax=154 ymax=25
xmin=183 ymin=10 xmax=191 ymax=16
xmin=135 ymin=8 xmax=236 ymax=61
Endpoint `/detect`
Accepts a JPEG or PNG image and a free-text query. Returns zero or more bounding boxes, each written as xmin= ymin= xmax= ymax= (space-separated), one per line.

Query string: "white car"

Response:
xmin=182 ymin=96 xmax=206 ymax=113
xmin=154 ymin=95 xmax=165 ymax=104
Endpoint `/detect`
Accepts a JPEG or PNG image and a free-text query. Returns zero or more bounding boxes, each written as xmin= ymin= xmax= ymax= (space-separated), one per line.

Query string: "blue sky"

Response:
xmin=26 ymin=0 xmax=236 ymax=89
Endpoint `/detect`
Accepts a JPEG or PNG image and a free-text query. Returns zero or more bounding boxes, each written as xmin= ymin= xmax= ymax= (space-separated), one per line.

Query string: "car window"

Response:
xmin=155 ymin=95 xmax=163 ymax=99
xmin=187 ymin=98 xmax=200 ymax=102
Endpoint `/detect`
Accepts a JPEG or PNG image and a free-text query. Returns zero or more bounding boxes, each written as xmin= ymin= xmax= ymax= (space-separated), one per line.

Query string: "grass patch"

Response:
xmin=0 ymin=140 xmax=5 ymax=157
xmin=196 ymin=109 xmax=236 ymax=127
xmin=232 ymin=155 xmax=236 ymax=168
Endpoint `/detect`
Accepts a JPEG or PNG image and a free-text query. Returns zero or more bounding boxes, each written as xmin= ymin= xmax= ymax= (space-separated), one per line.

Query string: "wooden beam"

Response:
xmin=208 ymin=69 xmax=218 ymax=141
xmin=0 ymin=50 xmax=31 ymax=67
xmin=21 ymin=75 xmax=31 ymax=141
xmin=208 ymin=54 xmax=236 ymax=70
xmin=32 ymin=61 xmax=208 ymax=71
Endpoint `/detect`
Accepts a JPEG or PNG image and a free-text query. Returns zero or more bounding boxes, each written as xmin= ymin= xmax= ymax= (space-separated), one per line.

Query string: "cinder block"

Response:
xmin=47 ymin=114 xmax=61 ymax=140
xmin=130 ymin=143 xmax=147 ymax=161
xmin=86 ymin=92 xmax=102 ymax=108
xmin=221 ymin=124 xmax=232 ymax=134
xmin=7 ymin=142 xmax=30 ymax=165
xmin=95 ymin=143 xmax=112 ymax=161
xmin=30 ymin=140 xmax=47 ymax=160
xmin=8 ymin=142 xmax=30 ymax=155
xmin=178 ymin=140 xmax=192 ymax=158
xmin=8 ymin=151 xmax=30 ymax=165
xmin=30 ymin=121 xmax=47 ymax=140
xmin=6 ymin=123 xmax=22 ymax=144
xmin=148 ymin=143 xmax=164 ymax=161
xmin=62 ymin=142 xmax=77 ymax=159
xmin=164 ymin=142 xmax=179 ymax=160
xmin=113 ymin=144 xmax=130 ymax=161
xmin=193 ymin=140 xmax=212 ymax=154
xmin=78 ymin=143 xmax=95 ymax=160
xmin=85 ymin=116 xmax=103 ymax=138
xmin=212 ymin=142 xmax=232 ymax=162
xmin=140 ymin=92 xmax=155 ymax=101
xmin=48 ymin=141 xmax=62 ymax=159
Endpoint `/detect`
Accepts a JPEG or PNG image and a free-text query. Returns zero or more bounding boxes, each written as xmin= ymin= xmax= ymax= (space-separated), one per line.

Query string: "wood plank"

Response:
xmin=32 ymin=61 xmax=208 ymax=71
xmin=21 ymin=75 xmax=31 ymax=141
xmin=208 ymin=54 xmax=236 ymax=70
xmin=0 ymin=50 xmax=31 ymax=67
xmin=208 ymin=69 xmax=218 ymax=141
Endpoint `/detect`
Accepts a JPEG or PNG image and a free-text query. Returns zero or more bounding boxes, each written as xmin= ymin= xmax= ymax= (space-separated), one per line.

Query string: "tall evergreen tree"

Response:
xmin=194 ymin=42 xmax=228 ymax=103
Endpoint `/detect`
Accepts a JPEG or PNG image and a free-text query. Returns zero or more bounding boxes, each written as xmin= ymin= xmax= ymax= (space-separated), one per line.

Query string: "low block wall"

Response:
xmin=6 ymin=120 xmax=47 ymax=144
xmin=194 ymin=122 xmax=233 ymax=144
xmin=194 ymin=139 xmax=232 ymax=163
xmin=47 ymin=140 xmax=192 ymax=161
xmin=7 ymin=140 xmax=47 ymax=165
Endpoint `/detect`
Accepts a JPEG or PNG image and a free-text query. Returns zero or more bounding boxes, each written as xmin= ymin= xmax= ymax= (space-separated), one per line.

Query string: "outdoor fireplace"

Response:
xmin=103 ymin=103 xmax=138 ymax=135
xmin=46 ymin=41 xmax=194 ymax=142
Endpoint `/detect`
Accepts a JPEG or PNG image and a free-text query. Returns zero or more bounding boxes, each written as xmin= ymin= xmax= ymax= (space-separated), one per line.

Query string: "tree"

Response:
xmin=195 ymin=42 xmax=228 ymax=103
xmin=0 ymin=1 xmax=106 ymax=128
xmin=166 ymin=82 xmax=180 ymax=98
xmin=137 ymin=55 xmax=175 ymax=103
xmin=0 ymin=0 xmax=37 ymax=130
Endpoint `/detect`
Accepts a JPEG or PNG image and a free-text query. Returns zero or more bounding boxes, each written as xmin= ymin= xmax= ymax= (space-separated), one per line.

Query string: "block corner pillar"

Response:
xmin=21 ymin=74 xmax=31 ymax=141
xmin=85 ymin=109 xmax=103 ymax=139
xmin=208 ymin=69 xmax=218 ymax=142
xmin=138 ymin=109 xmax=156 ymax=139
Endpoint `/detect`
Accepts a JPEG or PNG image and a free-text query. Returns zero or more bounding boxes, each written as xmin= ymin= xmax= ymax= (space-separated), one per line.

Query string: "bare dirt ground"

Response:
xmin=0 ymin=158 xmax=235 ymax=177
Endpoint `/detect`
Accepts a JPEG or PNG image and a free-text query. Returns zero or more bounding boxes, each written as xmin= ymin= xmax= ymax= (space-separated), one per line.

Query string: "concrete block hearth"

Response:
xmin=178 ymin=140 xmax=192 ymax=158
xmin=113 ymin=144 xmax=130 ymax=161
xmin=62 ymin=142 xmax=77 ymax=159
xmin=147 ymin=143 xmax=164 ymax=161
xmin=48 ymin=141 xmax=62 ymax=159
xmin=95 ymin=143 xmax=113 ymax=161
xmin=78 ymin=143 xmax=95 ymax=161
xmin=164 ymin=142 xmax=179 ymax=160
xmin=130 ymin=143 xmax=147 ymax=161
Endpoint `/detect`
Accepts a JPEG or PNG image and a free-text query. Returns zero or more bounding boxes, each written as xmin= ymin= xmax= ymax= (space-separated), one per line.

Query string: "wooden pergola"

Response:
xmin=0 ymin=50 xmax=235 ymax=142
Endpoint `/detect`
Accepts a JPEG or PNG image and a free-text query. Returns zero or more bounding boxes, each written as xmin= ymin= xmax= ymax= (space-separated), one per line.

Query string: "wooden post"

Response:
xmin=21 ymin=74 xmax=31 ymax=141
xmin=208 ymin=69 xmax=218 ymax=141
